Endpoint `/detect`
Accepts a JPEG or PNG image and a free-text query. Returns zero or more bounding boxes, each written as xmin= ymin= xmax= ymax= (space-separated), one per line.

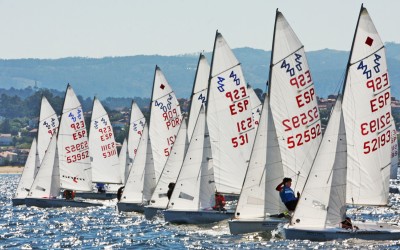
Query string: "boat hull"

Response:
xmin=164 ymin=210 xmax=234 ymax=224
xmin=117 ymin=202 xmax=145 ymax=213
xmin=144 ymin=206 xmax=164 ymax=220
xmin=229 ymin=217 xmax=287 ymax=234
xmin=74 ymin=192 xmax=117 ymax=200
xmin=284 ymin=223 xmax=400 ymax=241
xmin=25 ymin=198 xmax=102 ymax=208
xmin=12 ymin=198 xmax=25 ymax=206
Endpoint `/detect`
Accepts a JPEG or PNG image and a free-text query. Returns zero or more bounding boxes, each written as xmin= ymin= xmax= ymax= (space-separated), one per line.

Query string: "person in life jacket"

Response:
xmin=117 ymin=186 xmax=125 ymax=201
xmin=167 ymin=182 xmax=175 ymax=200
xmin=341 ymin=216 xmax=359 ymax=230
xmin=212 ymin=192 xmax=226 ymax=211
xmin=63 ymin=189 xmax=75 ymax=200
xmin=275 ymin=177 xmax=300 ymax=211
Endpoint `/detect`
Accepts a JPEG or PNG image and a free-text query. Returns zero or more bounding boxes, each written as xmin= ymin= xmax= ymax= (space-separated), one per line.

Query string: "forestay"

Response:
xmin=148 ymin=120 xmax=188 ymax=209
xmin=28 ymin=135 xmax=60 ymax=199
xmin=37 ymin=96 xmax=59 ymax=164
xmin=89 ymin=97 xmax=121 ymax=184
xmin=207 ymin=32 xmax=255 ymax=194
xmin=168 ymin=108 xmax=215 ymax=211
xmin=291 ymin=98 xmax=347 ymax=229
xmin=343 ymin=8 xmax=392 ymax=205
xmin=14 ymin=138 xmax=39 ymax=199
xmin=58 ymin=85 xmax=92 ymax=191
xmin=269 ymin=12 xmax=322 ymax=192
xmin=149 ymin=66 xmax=182 ymax=183
xmin=187 ymin=54 xmax=210 ymax=141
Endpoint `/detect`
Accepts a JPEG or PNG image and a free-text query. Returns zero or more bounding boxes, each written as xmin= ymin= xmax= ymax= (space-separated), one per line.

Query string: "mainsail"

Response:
xmin=128 ymin=101 xmax=146 ymax=165
xmin=269 ymin=11 xmax=322 ymax=192
xmin=207 ymin=32 xmax=255 ymax=194
xmin=58 ymin=85 xmax=92 ymax=191
xmin=342 ymin=7 xmax=392 ymax=205
xmin=89 ymin=97 xmax=121 ymax=184
xmin=149 ymin=66 xmax=182 ymax=183
xmin=37 ymin=96 xmax=59 ymax=164
xmin=187 ymin=54 xmax=210 ymax=141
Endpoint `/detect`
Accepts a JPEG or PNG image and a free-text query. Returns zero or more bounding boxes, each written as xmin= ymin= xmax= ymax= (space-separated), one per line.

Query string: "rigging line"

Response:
xmin=153 ymin=91 xmax=175 ymax=102
xmin=210 ymin=63 xmax=241 ymax=79
xmin=271 ymin=46 xmax=304 ymax=67
xmin=348 ymin=45 xmax=385 ymax=66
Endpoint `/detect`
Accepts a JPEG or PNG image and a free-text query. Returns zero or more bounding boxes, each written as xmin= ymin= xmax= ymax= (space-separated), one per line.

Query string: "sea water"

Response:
xmin=2 ymin=174 xmax=400 ymax=249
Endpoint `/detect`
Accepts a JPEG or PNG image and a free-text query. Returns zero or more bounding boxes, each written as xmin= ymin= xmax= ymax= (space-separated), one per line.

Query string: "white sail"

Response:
xmin=14 ymin=138 xmax=39 ymax=199
xmin=121 ymin=125 xmax=155 ymax=203
xmin=168 ymin=108 xmax=215 ymax=210
xmin=89 ymin=97 xmax=121 ymax=184
xmin=207 ymin=32 xmax=255 ymax=194
xmin=187 ymin=54 xmax=210 ymax=140
xmin=37 ymin=96 xmax=59 ymax=164
xmin=149 ymin=66 xmax=183 ymax=183
xmin=343 ymin=7 xmax=392 ymax=205
xmin=235 ymin=95 xmax=284 ymax=219
xmin=292 ymin=97 xmax=347 ymax=229
xmin=128 ymin=101 xmax=146 ymax=165
xmin=119 ymin=138 xmax=131 ymax=184
xmin=247 ymin=85 xmax=262 ymax=128
xmin=148 ymin=120 xmax=188 ymax=209
xmin=58 ymin=85 xmax=92 ymax=191
xmin=269 ymin=12 xmax=322 ymax=193
xmin=390 ymin=119 xmax=398 ymax=179
xmin=28 ymin=135 xmax=60 ymax=199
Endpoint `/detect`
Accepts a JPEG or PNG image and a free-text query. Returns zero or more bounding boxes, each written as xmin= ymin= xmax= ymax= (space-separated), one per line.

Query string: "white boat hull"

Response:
xmin=117 ymin=202 xmax=144 ymax=213
xmin=25 ymin=198 xmax=103 ymax=208
xmin=229 ymin=217 xmax=288 ymax=235
xmin=74 ymin=192 xmax=117 ymax=200
xmin=144 ymin=206 xmax=164 ymax=220
xmin=164 ymin=210 xmax=234 ymax=224
xmin=284 ymin=222 xmax=400 ymax=241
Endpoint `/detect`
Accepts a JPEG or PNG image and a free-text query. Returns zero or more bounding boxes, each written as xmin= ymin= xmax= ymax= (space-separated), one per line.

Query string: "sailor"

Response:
xmin=275 ymin=177 xmax=300 ymax=211
xmin=212 ymin=191 xmax=226 ymax=211
xmin=167 ymin=182 xmax=175 ymax=200
xmin=341 ymin=217 xmax=359 ymax=230
xmin=117 ymin=186 xmax=125 ymax=201
xmin=96 ymin=183 xmax=106 ymax=193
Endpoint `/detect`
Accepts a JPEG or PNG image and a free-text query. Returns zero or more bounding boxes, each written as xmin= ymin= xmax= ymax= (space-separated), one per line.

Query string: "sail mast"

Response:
xmin=341 ymin=4 xmax=364 ymax=95
xmin=267 ymin=9 xmax=280 ymax=96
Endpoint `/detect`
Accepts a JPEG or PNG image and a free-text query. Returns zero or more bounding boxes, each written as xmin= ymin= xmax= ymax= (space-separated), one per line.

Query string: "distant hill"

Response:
xmin=1 ymin=42 xmax=399 ymax=99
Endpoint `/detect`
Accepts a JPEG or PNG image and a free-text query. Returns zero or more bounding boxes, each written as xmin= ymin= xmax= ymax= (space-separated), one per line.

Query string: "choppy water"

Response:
xmin=2 ymin=174 xmax=400 ymax=249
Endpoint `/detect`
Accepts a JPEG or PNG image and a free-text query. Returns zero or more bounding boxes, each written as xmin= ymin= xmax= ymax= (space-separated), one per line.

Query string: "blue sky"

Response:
xmin=0 ymin=0 xmax=399 ymax=59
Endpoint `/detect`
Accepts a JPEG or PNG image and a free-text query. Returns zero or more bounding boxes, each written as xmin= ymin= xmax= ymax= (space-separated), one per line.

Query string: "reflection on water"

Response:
xmin=1 ymin=174 xmax=400 ymax=248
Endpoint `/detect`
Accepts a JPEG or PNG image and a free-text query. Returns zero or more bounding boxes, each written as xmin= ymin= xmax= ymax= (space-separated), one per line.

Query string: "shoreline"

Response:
xmin=0 ymin=166 xmax=23 ymax=174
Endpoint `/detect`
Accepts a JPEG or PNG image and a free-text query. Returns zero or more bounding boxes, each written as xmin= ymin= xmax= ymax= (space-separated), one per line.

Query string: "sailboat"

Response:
xmin=149 ymin=66 xmax=183 ymax=186
xmin=26 ymin=84 xmax=101 ymax=208
xmin=144 ymin=53 xmax=208 ymax=219
xmin=13 ymin=96 xmax=59 ymax=206
xmin=268 ymin=10 xmax=322 ymax=197
xmin=75 ymin=97 xmax=121 ymax=200
xmin=206 ymin=31 xmax=255 ymax=196
xmin=144 ymin=120 xmax=188 ymax=219
xmin=229 ymin=94 xmax=287 ymax=234
xmin=164 ymin=107 xmax=234 ymax=224
xmin=390 ymin=119 xmax=398 ymax=180
xmin=284 ymin=5 xmax=400 ymax=241
xmin=117 ymin=124 xmax=155 ymax=212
